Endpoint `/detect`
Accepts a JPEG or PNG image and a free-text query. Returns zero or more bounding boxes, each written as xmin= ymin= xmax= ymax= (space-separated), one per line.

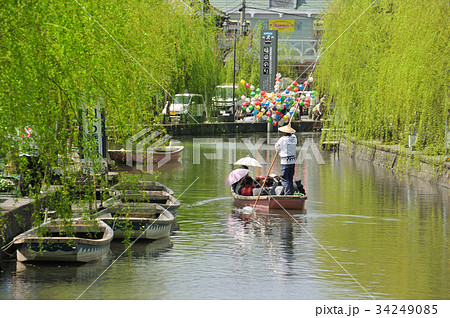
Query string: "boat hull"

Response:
xmin=110 ymin=181 xmax=174 ymax=195
xmin=108 ymin=146 xmax=184 ymax=164
xmin=96 ymin=205 xmax=174 ymax=240
xmin=232 ymin=191 xmax=307 ymax=210
xmin=14 ymin=220 xmax=113 ymax=263
xmin=104 ymin=190 xmax=180 ymax=216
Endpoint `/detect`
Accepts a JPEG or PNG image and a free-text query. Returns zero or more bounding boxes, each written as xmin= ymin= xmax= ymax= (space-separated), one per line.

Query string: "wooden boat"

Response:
xmin=110 ymin=181 xmax=174 ymax=195
xmin=108 ymin=145 xmax=184 ymax=164
xmin=95 ymin=204 xmax=174 ymax=240
xmin=13 ymin=220 xmax=113 ymax=263
xmin=232 ymin=189 xmax=307 ymax=210
xmin=104 ymin=190 xmax=180 ymax=215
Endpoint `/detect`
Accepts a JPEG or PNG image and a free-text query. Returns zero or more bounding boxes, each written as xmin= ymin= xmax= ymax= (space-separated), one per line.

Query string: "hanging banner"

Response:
xmin=269 ymin=19 xmax=295 ymax=33
xmin=79 ymin=96 xmax=107 ymax=174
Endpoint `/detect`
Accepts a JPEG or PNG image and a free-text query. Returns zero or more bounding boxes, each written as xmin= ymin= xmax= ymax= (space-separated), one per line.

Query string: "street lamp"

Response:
xmin=222 ymin=18 xmax=249 ymax=122
xmin=231 ymin=21 xmax=249 ymax=122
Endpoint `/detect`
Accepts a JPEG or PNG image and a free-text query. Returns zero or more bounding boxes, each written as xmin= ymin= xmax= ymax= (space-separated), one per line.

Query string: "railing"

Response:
xmin=278 ymin=39 xmax=319 ymax=61
xmin=217 ymin=37 xmax=319 ymax=62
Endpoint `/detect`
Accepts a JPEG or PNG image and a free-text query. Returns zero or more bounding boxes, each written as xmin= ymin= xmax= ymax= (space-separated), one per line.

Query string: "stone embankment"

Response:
xmin=339 ymin=136 xmax=450 ymax=189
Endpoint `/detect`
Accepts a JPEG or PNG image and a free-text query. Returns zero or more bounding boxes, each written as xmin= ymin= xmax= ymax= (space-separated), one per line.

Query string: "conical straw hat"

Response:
xmin=278 ymin=124 xmax=296 ymax=133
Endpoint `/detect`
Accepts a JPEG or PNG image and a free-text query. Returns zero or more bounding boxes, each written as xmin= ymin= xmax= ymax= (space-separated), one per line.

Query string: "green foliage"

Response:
xmin=221 ymin=24 xmax=262 ymax=94
xmin=0 ymin=0 xmax=221 ymax=165
xmin=315 ymin=0 xmax=449 ymax=155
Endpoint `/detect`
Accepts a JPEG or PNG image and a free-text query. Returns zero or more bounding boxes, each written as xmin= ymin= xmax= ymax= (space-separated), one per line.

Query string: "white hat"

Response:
xmin=278 ymin=124 xmax=296 ymax=133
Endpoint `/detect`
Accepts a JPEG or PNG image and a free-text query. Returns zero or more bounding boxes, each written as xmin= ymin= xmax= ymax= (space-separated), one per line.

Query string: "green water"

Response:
xmin=0 ymin=133 xmax=448 ymax=299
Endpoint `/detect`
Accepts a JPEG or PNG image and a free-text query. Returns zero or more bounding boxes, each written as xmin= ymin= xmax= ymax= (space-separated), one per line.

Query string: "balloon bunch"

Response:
xmin=239 ymin=74 xmax=316 ymax=127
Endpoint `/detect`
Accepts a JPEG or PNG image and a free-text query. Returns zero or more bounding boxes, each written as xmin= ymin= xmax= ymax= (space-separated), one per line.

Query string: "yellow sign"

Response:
xmin=269 ymin=19 xmax=295 ymax=33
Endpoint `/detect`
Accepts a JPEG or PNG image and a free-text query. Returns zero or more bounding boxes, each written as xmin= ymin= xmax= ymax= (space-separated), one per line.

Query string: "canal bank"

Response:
xmin=0 ymin=189 xmax=68 ymax=263
xmin=160 ymin=119 xmax=322 ymax=136
xmin=340 ymin=136 xmax=450 ymax=189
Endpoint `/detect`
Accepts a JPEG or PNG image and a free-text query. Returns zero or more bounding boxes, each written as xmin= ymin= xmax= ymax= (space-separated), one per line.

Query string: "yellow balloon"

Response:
xmin=240 ymin=79 xmax=246 ymax=86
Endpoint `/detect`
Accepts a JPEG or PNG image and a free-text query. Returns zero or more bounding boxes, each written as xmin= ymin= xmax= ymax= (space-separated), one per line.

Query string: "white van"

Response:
xmin=212 ymin=84 xmax=235 ymax=121
xmin=163 ymin=94 xmax=207 ymax=123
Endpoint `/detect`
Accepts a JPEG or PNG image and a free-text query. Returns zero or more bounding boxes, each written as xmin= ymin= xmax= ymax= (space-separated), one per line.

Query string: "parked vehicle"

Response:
xmin=162 ymin=94 xmax=207 ymax=123
xmin=212 ymin=84 xmax=239 ymax=121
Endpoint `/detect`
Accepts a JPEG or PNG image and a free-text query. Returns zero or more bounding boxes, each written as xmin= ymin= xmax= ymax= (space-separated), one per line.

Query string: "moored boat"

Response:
xmin=13 ymin=220 xmax=113 ymax=263
xmin=108 ymin=145 xmax=184 ymax=164
xmin=232 ymin=188 xmax=307 ymax=210
xmin=110 ymin=181 xmax=174 ymax=195
xmin=95 ymin=204 xmax=174 ymax=240
xmin=105 ymin=189 xmax=180 ymax=215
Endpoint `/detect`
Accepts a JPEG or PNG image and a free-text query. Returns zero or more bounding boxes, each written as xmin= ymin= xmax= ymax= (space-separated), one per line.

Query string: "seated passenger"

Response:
xmin=240 ymin=175 xmax=255 ymax=196
xmin=252 ymin=176 xmax=269 ymax=196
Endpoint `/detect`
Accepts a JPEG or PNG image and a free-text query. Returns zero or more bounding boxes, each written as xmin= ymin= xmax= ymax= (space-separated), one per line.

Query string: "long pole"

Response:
xmin=251 ymin=151 xmax=278 ymax=211
xmin=232 ymin=25 xmax=236 ymax=122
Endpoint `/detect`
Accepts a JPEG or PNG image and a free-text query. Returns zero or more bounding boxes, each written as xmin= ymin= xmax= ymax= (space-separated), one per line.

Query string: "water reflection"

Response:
xmin=110 ymin=238 xmax=172 ymax=260
xmin=0 ymin=132 xmax=448 ymax=300
xmin=229 ymin=207 xmax=308 ymax=279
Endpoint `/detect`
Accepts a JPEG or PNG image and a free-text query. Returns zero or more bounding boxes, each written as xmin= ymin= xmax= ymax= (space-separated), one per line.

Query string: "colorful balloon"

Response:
xmin=240 ymin=79 xmax=246 ymax=85
xmin=245 ymin=83 xmax=250 ymax=88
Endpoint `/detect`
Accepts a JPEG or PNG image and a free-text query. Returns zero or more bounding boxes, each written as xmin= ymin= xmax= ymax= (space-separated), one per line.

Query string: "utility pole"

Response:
xmin=239 ymin=0 xmax=246 ymax=34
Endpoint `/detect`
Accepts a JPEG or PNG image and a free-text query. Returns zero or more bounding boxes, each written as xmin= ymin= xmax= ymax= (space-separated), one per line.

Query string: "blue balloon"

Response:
xmin=276 ymin=114 xmax=280 ymax=120
xmin=299 ymin=84 xmax=304 ymax=90
xmin=252 ymin=110 xmax=258 ymax=116
xmin=285 ymin=89 xmax=290 ymax=94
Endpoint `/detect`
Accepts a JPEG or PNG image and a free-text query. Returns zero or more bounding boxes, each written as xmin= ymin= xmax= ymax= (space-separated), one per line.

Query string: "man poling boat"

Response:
xmin=229 ymin=74 xmax=312 ymax=212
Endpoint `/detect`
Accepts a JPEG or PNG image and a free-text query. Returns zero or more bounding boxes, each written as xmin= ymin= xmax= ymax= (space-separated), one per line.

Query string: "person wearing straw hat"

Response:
xmin=275 ymin=124 xmax=297 ymax=195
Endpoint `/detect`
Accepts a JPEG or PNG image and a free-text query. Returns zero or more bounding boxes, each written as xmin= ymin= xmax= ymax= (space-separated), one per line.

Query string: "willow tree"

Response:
xmin=315 ymin=0 xmax=449 ymax=155
xmin=0 ymin=0 xmax=221 ymax=181
xmin=220 ymin=24 xmax=263 ymax=96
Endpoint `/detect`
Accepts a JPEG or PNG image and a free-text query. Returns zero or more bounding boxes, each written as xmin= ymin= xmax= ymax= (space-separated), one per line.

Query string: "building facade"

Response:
xmin=210 ymin=0 xmax=328 ymax=64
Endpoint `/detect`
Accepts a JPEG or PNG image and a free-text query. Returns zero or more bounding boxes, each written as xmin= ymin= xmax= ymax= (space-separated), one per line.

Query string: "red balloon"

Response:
xmin=279 ymin=113 xmax=284 ymax=119
xmin=305 ymin=98 xmax=310 ymax=102
xmin=296 ymin=97 xmax=301 ymax=102
xmin=255 ymin=101 xmax=261 ymax=106
xmin=266 ymin=111 xmax=271 ymax=116
xmin=287 ymin=86 xmax=292 ymax=91
xmin=277 ymin=93 xmax=281 ymax=98
xmin=261 ymin=91 xmax=266 ymax=96
xmin=242 ymin=102 xmax=248 ymax=107
xmin=292 ymin=81 xmax=298 ymax=86
xmin=276 ymin=111 xmax=280 ymax=115
xmin=272 ymin=121 xmax=278 ymax=126
xmin=304 ymin=81 xmax=309 ymax=86
xmin=305 ymin=102 xmax=310 ymax=106
xmin=245 ymin=83 xmax=250 ymax=88
xmin=293 ymin=87 xmax=299 ymax=92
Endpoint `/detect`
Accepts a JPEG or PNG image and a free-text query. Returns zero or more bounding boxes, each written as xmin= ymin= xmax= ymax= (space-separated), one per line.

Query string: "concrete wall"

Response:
xmin=161 ymin=120 xmax=321 ymax=136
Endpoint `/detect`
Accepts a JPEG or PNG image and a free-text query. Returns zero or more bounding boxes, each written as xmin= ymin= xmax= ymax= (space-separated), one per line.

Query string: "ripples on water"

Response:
xmin=0 ymin=133 xmax=448 ymax=300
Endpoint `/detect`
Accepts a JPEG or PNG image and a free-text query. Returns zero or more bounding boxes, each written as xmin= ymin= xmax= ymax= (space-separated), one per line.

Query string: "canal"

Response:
xmin=0 ymin=132 xmax=448 ymax=300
